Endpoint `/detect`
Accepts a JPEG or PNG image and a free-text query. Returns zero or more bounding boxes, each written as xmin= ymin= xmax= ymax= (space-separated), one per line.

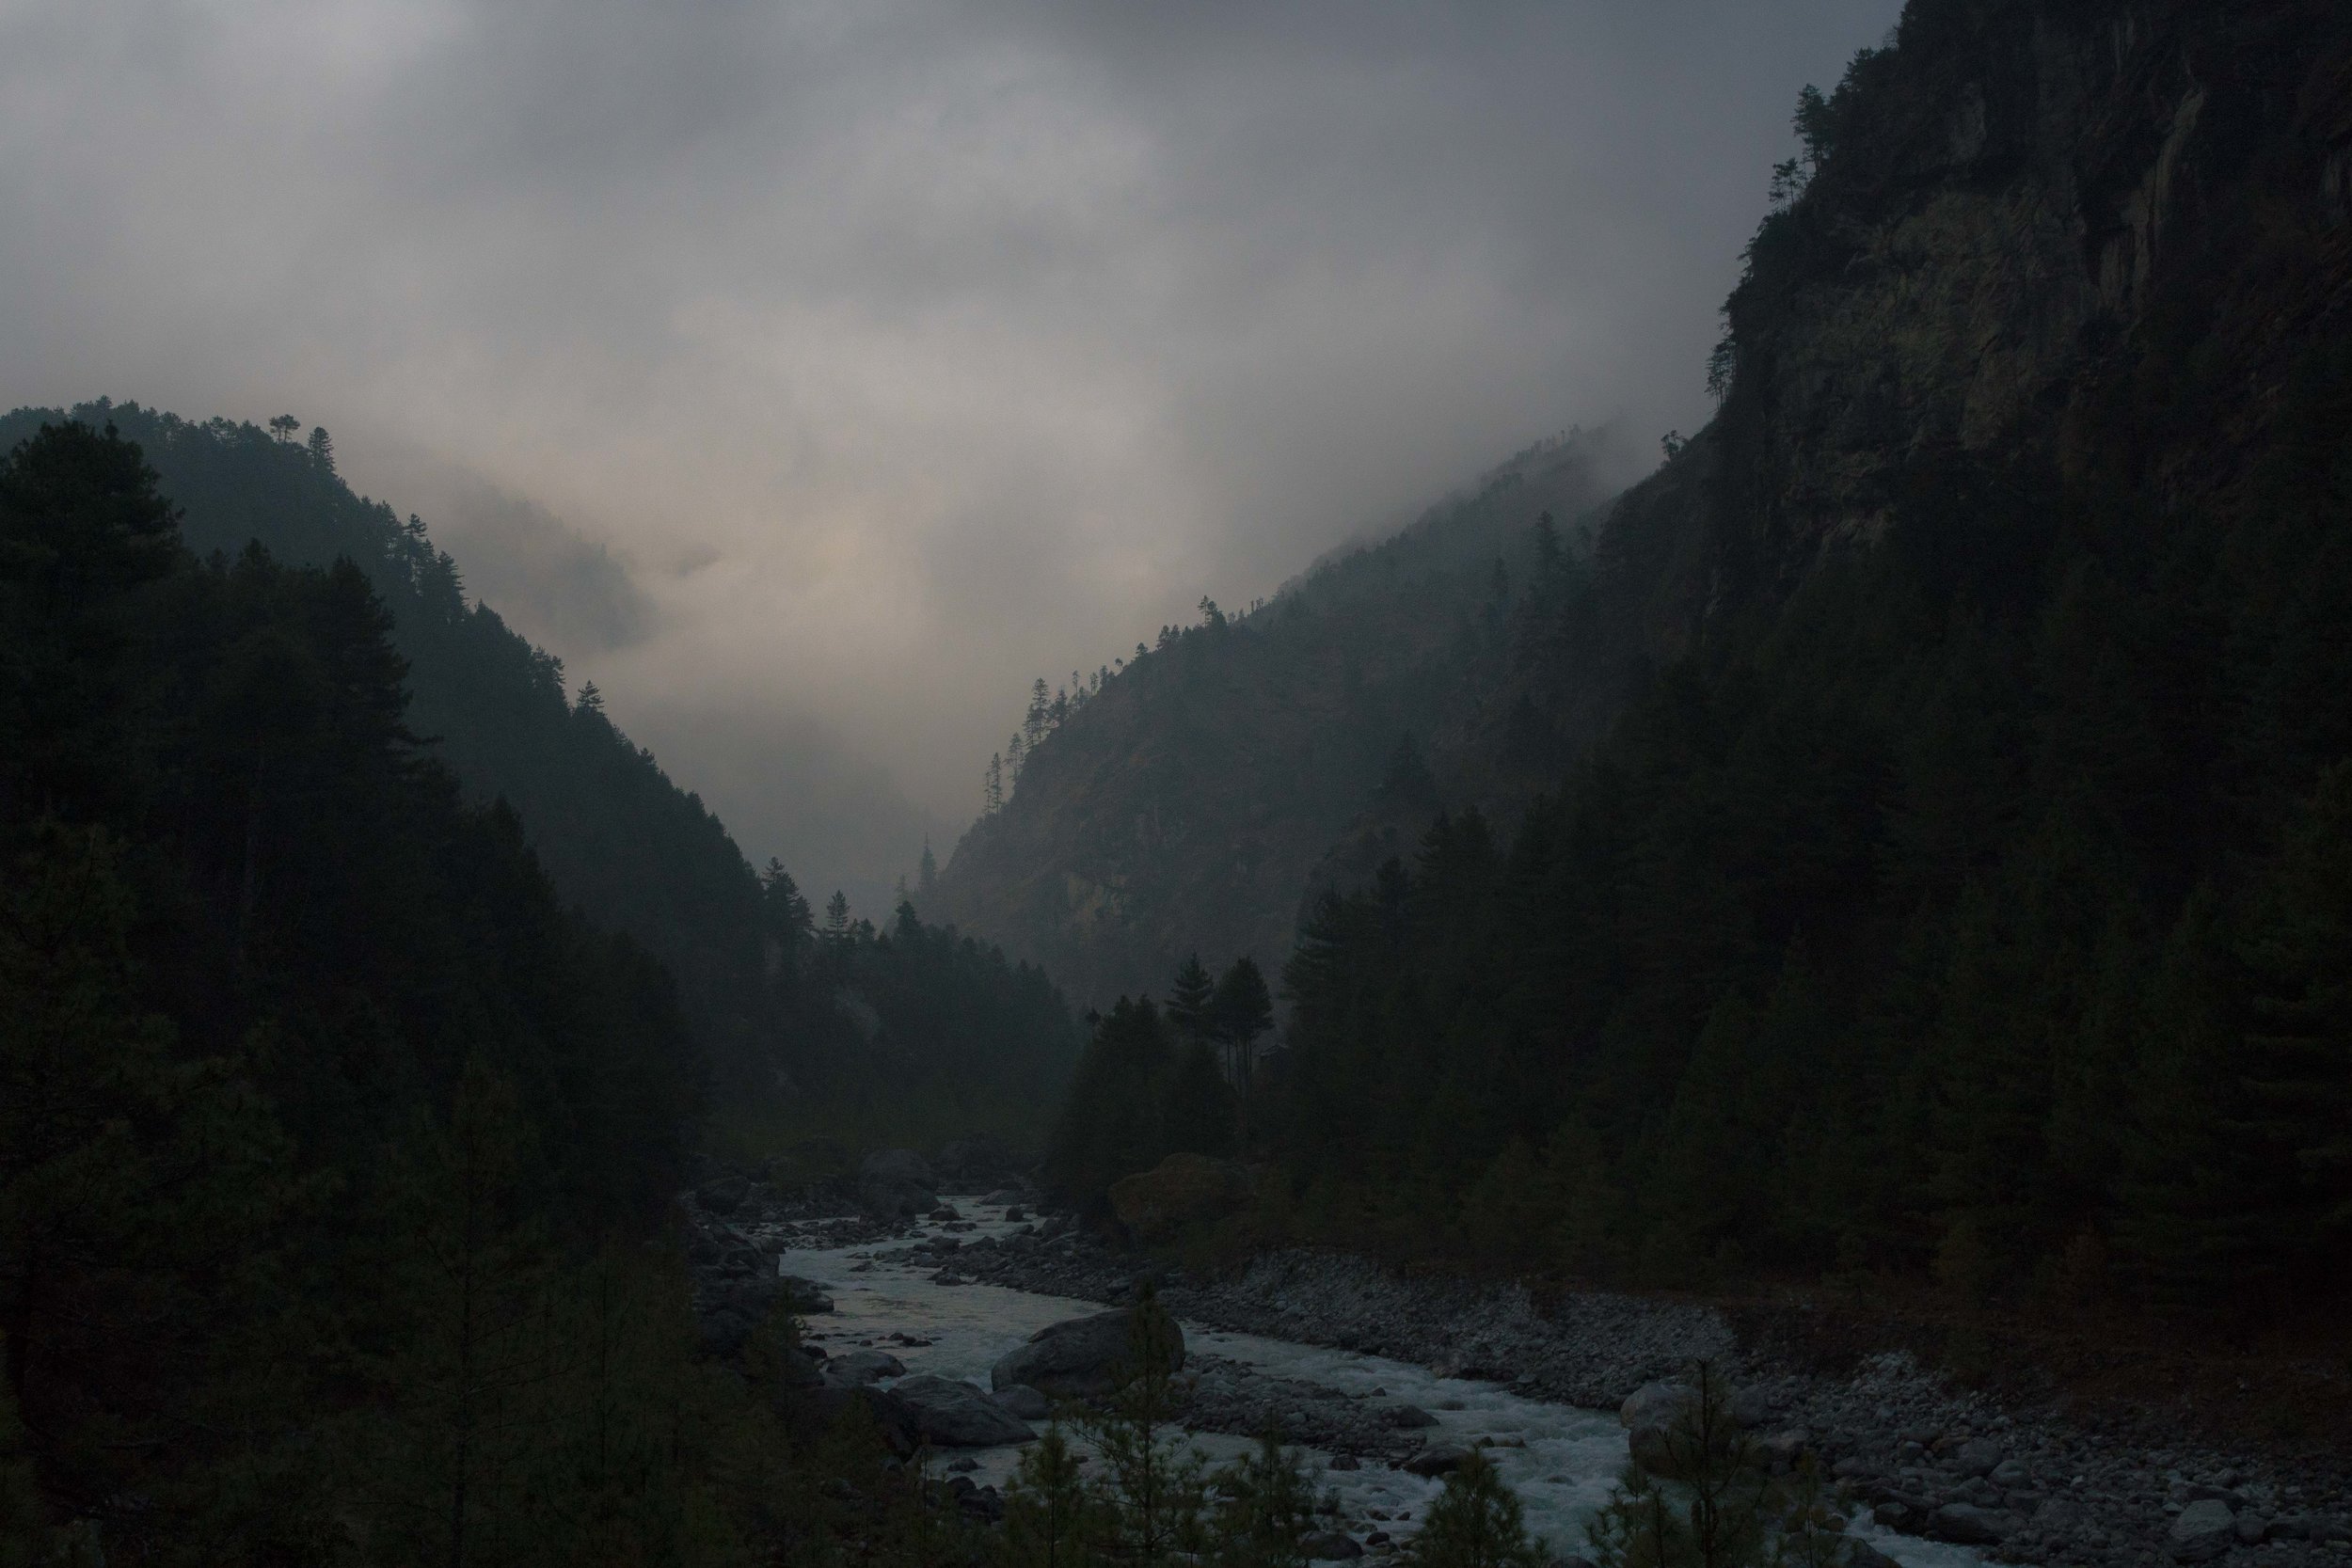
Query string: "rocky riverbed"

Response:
xmin=683 ymin=1163 xmax=2350 ymax=1568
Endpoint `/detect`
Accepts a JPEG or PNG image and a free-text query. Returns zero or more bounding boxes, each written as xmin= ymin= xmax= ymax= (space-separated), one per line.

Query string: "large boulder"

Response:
xmin=1108 ymin=1153 xmax=1254 ymax=1242
xmin=2169 ymin=1500 xmax=2238 ymax=1563
xmin=1402 ymin=1444 xmax=1474 ymax=1478
xmin=994 ymin=1385 xmax=1053 ymax=1420
xmin=991 ymin=1308 xmax=1184 ymax=1398
xmin=859 ymin=1148 xmax=938 ymax=1218
xmin=892 ymin=1374 xmax=1038 ymax=1447
xmin=1620 ymin=1381 xmax=1700 ymax=1478
xmin=795 ymin=1382 xmax=921 ymax=1457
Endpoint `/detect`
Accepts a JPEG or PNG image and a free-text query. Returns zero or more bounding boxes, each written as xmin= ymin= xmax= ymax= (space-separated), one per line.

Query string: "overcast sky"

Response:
xmin=0 ymin=0 xmax=1900 ymax=911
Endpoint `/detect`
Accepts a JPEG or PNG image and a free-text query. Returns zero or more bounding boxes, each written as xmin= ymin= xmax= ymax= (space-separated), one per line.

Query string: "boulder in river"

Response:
xmin=1402 ymin=1444 xmax=1473 ymax=1478
xmin=991 ymin=1308 xmax=1184 ymax=1398
xmin=893 ymin=1374 xmax=1037 ymax=1447
xmin=1107 ymin=1153 xmax=1253 ymax=1242
xmin=1620 ymin=1381 xmax=1700 ymax=1477
xmin=859 ymin=1148 xmax=938 ymax=1218
xmin=796 ymin=1382 xmax=921 ymax=1457
xmin=1300 ymin=1530 xmax=1364 ymax=1560
xmin=993 ymin=1384 xmax=1052 ymax=1420
xmin=823 ymin=1349 xmax=905 ymax=1386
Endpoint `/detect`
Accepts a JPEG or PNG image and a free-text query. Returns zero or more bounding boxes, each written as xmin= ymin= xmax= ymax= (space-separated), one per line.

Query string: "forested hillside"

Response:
xmin=931 ymin=429 xmax=1619 ymax=1006
xmin=0 ymin=400 xmax=1081 ymax=1135
xmin=1047 ymin=0 xmax=2352 ymax=1317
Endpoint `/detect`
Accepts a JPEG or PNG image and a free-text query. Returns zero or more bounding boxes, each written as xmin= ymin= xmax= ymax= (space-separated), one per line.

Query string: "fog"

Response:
xmin=0 ymin=0 xmax=1900 ymax=907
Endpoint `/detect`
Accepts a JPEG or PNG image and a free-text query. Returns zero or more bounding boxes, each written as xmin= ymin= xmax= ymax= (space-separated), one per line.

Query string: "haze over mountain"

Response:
xmin=0 ymin=0 xmax=1900 ymax=869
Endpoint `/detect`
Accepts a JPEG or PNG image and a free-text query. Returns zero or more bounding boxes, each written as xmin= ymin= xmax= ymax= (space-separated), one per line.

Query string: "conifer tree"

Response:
xmin=1167 ymin=955 xmax=1216 ymax=1048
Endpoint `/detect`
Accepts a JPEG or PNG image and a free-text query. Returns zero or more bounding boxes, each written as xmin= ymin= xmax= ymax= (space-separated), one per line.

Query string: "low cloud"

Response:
xmin=0 ymin=0 xmax=1903 ymax=863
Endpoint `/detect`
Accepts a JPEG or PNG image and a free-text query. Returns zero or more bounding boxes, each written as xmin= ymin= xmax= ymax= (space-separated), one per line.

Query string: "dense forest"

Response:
xmin=1040 ymin=0 xmax=2352 ymax=1319
xmin=932 ymin=429 xmax=1619 ymax=1008
xmin=0 ymin=400 xmax=1082 ymax=1144
xmin=0 ymin=416 xmax=1089 ymax=1559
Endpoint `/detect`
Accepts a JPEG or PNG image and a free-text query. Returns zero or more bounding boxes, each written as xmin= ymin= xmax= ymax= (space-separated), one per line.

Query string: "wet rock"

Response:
xmin=798 ymin=1384 xmax=921 ymax=1457
xmin=824 ymin=1349 xmax=905 ymax=1386
xmin=1329 ymin=1454 xmax=1361 ymax=1471
xmin=2169 ymin=1499 xmax=2236 ymax=1562
xmin=994 ymin=1385 xmax=1052 ymax=1421
xmin=1403 ymin=1444 xmax=1474 ymax=1478
xmin=1108 ymin=1153 xmax=1254 ymax=1242
xmin=1622 ymin=1381 xmax=1706 ymax=1478
xmin=991 ymin=1308 xmax=1184 ymax=1398
xmin=1732 ymin=1386 xmax=1774 ymax=1428
xmin=2234 ymin=1513 xmax=2268 ymax=1545
xmin=1387 ymin=1404 xmax=1439 ymax=1430
xmin=892 ymin=1374 xmax=1037 ymax=1447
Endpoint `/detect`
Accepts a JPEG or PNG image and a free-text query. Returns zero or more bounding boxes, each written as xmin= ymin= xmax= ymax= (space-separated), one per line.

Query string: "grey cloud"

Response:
xmin=0 ymin=0 xmax=1903 ymax=859
xmin=374 ymin=457 xmax=655 ymax=656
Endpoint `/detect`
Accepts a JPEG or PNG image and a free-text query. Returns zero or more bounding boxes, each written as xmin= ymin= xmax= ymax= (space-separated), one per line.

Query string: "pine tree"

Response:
xmin=1406 ymin=1449 xmax=1544 ymax=1567
xmin=999 ymin=1423 xmax=1098 ymax=1568
xmin=1167 ymin=955 xmax=1216 ymax=1048
xmin=1213 ymin=957 xmax=1275 ymax=1128
xmin=1083 ymin=1286 xmax=1204 ymax=1567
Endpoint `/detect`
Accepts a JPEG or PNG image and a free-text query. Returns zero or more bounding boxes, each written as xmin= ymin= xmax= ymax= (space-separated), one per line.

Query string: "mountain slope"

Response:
xmin=930 ymin=429 xmax=1621 ymax=1006
xmin=1048 ymin=0 xmax=2352 ymax=1313
xmin=0 ymin=401 xmax=1082 ymax=1127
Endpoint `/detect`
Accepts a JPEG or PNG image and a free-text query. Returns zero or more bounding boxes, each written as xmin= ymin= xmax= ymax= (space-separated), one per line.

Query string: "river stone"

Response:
xmin=1107 ymin=1153 xmax=1254 ymax=1242
xmin=1403 ymin=1444 xmax=1474 ymax=1478
xmin=795 ymin=1383 xmax=920 ymax=1457
xmin=994 ymin=1385 xmax=1052 ymax=1420
xmin=1387 ymin=1403 xmax=1439 ymax=1429
xmin=892 ymin=1374 xmax=1036 ymax=1447
xmin=1927 ymin=1503 xmax=2025 ymax=1545
xmin=859 ymin=1148 xmax=937 ymax=1218
xmin=1952 ymin=1438 xmax=2004 ymax=1478
xmin=991 ymin=1308 xmax=1184 ymax=1398
xmin=2169 ymin=1499 xmax=2237 ymax=1562
xmin=1300 ymin=1530 xmax=1364 ymax=1560
xmin=824 ymin=1349 xmax=905 ymax=1386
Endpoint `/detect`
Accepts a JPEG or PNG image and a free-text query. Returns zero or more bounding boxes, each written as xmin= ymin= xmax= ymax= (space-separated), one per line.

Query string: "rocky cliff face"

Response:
xmin=941 ymin=0 xmax=2352 ymax=1007
xmin=1441 ymin=0 xmax=2352 ymax=798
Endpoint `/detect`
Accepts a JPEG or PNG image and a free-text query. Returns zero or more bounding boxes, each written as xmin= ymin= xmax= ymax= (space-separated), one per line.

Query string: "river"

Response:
xmin=771 ymin=1201 xmax=1989 ymax=1566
